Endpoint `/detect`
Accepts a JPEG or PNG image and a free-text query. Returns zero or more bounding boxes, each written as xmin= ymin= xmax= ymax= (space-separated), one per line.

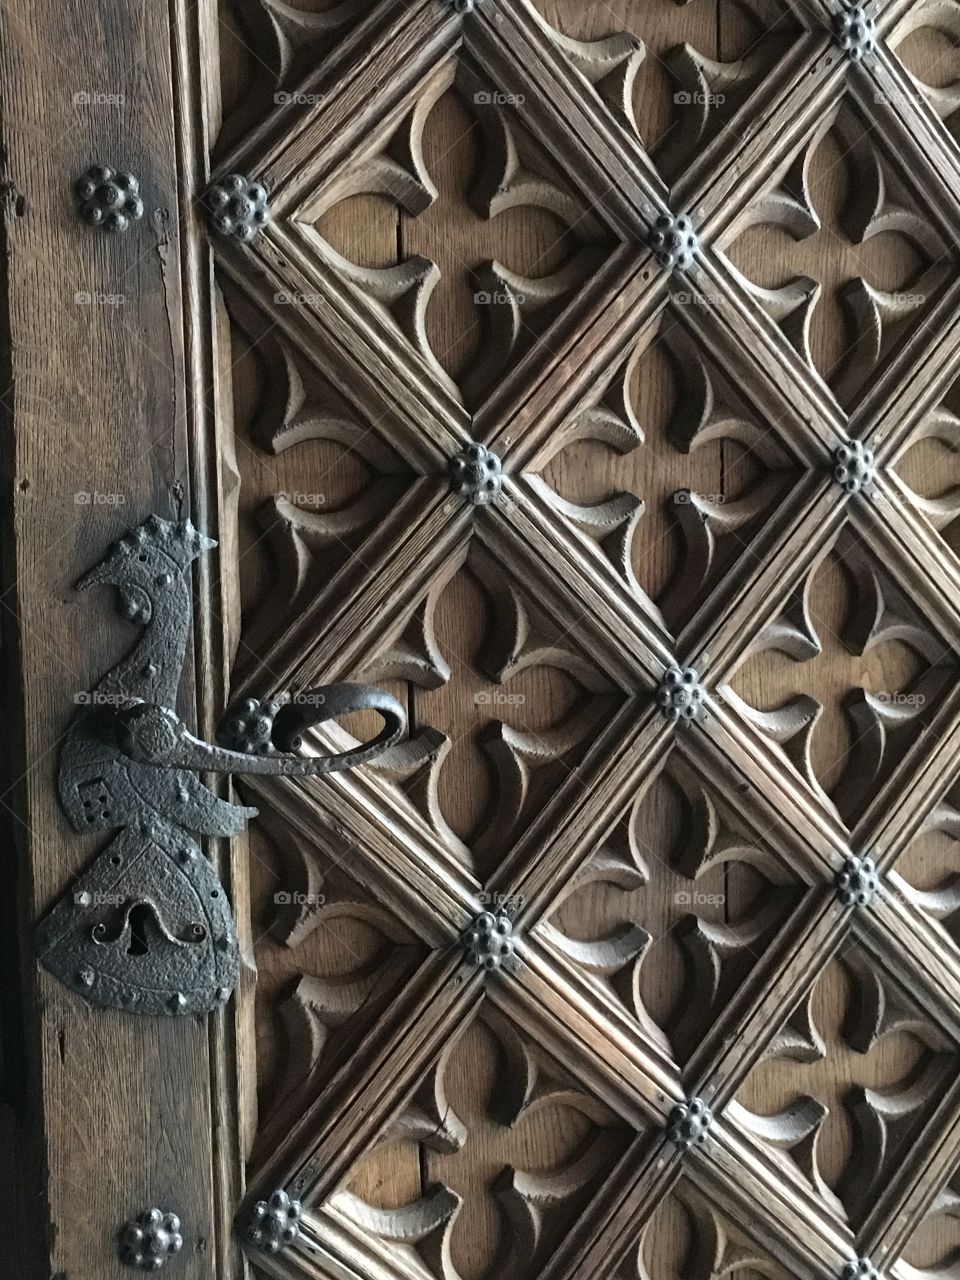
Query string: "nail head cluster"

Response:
xmin=75 ymin=165 xmax=144 ymax=233
xmin=667 ymin=1097 xmax=713 ymax=1150
xmin=841 ymin=1259 xmax=880 ymax=1280
xmin=463 ymin=911 xmax=515 ymax=970
xmin=650 ymin=212 xmax=698 ymax=271
xmin=206 ymin=173 xmax=271 ymax=242
xmin=219 ymin=697 xmax=282 ymax=754
xmin=834 ymin=6 xmax=876 ymax=60
xmin=836 ymin=854 xmax=878 ymax=907
xmin=450 ymin=443 xmax=503 ymax=506
xmin=119 ymin=1209 xmax=183 ymax=1272
xmin=247 ymin=1189 xmax=302 ymax=1254
xmin=833 ymin=440 xmax=875 ymax=495
xmin=656 ymin=666 xmax=707 ymax=723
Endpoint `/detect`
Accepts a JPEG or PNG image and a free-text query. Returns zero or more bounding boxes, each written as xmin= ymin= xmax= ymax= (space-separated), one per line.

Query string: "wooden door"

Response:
xmin=5 ymin=0 xmax=960 ymax=1277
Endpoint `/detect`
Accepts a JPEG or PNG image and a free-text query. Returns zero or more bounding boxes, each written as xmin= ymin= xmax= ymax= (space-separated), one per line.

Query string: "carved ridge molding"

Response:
xmin=180 ymin=0 xmax=960 ymax=1277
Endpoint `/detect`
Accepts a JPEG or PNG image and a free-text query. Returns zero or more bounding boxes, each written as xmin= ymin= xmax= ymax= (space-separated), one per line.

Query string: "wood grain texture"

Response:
xmin=198 ymin=0 xmax=960 ymax=1274
xmin=0 ymin=0 xmax=227 ymax=1273
xmin=9 ymin=0 xmax=960 ymax=1275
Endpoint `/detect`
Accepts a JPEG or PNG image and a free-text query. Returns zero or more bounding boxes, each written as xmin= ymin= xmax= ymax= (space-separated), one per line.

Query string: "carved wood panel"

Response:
xmin=201 ymin=0 xmax=960 ymax=1277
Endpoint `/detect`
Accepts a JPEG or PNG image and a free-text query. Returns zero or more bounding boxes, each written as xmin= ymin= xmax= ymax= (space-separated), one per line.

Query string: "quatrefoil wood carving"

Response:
xmin=247 ymin=813 xmax=427 ymax=1138
xmin=532 ymin=311 xmax=804 ymax=633
xmin=889 ymin=1 xmax=960 ymax=130
xmin=541 ymin=753 xmax=804 ymax=1064
xmin=331 ymin=1009 xmax=630 ymax=1280
xmin=191 ymin=3 xmax=960 ymax=1280
xmin=732 ymin=948 xmax=958 ymax=1230
xmin=724 ymin=529 xmax=956 ymax=826
xmin=634 ymin=1178 xmax=794 ymax=1280
xmin=527 ymin=0 xmax=799 ymax=178
xmin=722 ymin=99 xmax=956 ymax=408
xmin=358 ymin=549 xmax=622 ymax=880
xmin=307 ymin=59 xmax=616 ymax=406
xmin=891 ymin=386 xmax=960 ymax=559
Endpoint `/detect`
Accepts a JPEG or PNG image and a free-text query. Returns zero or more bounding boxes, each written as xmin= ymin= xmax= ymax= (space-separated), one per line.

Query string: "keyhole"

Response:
xmin=126 ymin=903 xmax=153 ymax=956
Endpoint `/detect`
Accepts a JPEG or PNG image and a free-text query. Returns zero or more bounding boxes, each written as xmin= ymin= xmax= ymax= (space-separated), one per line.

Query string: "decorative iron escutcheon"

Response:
xmin=36 ymin=514 xmax=405 ymax=1016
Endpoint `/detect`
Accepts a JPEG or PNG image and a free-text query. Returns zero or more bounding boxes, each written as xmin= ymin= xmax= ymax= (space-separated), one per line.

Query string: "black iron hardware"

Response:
xmin=74 ymin=165 xmax=145 ymax=232
xmin=119 ymin=1209 xmax=184 ymax=1271
xmin=245 ymin=1190 xmax=302 ymax=1254
xmin=36 ymin=514 xmax=405 ymax=1016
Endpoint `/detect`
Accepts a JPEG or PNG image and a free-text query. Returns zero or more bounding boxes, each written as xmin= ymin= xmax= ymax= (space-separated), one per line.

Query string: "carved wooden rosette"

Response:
xmin=190 ymin=0 xmax=960 ymax=1277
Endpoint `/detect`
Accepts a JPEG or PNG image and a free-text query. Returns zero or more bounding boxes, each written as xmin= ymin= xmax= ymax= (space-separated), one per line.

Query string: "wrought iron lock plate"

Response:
xmin=36 ymin=514 xmax=405 ymax=1016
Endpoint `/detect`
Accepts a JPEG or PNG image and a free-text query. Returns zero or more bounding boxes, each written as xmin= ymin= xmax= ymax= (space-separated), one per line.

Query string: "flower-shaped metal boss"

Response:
xmin=206 ymin=174 xmax=271 ymax=242
xmin=463 ymin=912 xmax=516 ymax=971
xmin=75 ymin=166 xmax=144 ymax=233
xmin=246 ymin=1189 xmax=302 ymax=1254
xmin=119 ymin=1209 xmax=183 ymax=1272
xmin=656 ymin=666 xmax=707 ymax=722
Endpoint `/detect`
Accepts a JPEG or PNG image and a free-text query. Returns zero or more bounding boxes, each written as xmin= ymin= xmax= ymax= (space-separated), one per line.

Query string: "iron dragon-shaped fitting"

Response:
xmin=36 ymin=514 xmax=405 ymax=1017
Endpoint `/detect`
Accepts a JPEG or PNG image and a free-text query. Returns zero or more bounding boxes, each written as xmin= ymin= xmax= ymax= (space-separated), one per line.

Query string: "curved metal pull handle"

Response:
xmin=114 ymin=684 xmax=405 ymax=777
xmin=221 ymin=683 xmax=406 ymax=772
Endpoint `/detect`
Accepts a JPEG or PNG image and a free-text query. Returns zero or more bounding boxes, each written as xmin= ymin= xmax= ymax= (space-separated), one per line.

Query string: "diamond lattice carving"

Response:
xmin=198 ymin=1 xmax=960 ymax=1279
xmin=527 ymin=0 xmax=802 ymax=178
xmin=628 ymin=1177 xmax=794 ymax=1280
xmin=539 ymin=750 xmax=806 ymax=1064
xmin=310 ymin=69 xmax=616 ymax=405
xmin=889 ymin=382 xmax=960 ymax=561
xmin=248 ymin=814 xmax=427 ymax=1130
xmin=723 ymin=528 xmax=958 ymax=827
xmin=888 ymin=3 xmax=960 ymax=134
xmin=532 ymin=307 xmax=805 ymax=633
xmin=357 ymin=547 xmax=625 ymax=879
xmin=897 ymin=1162 xmax=960 ymax=1274
xmin=275 ymin=46 xmax=644 ymax=420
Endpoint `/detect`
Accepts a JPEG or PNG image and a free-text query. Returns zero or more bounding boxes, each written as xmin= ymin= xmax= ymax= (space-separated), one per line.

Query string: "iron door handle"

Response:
xmin=112 ymin=683 xmax=405 ymax=775
xmin=38 ymin=513 xmax=405 ymax=1016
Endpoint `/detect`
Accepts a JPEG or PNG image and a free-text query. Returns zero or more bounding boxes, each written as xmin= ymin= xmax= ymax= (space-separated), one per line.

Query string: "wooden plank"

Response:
xmin=0 ymin=0 xmax=222 ymax=1274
